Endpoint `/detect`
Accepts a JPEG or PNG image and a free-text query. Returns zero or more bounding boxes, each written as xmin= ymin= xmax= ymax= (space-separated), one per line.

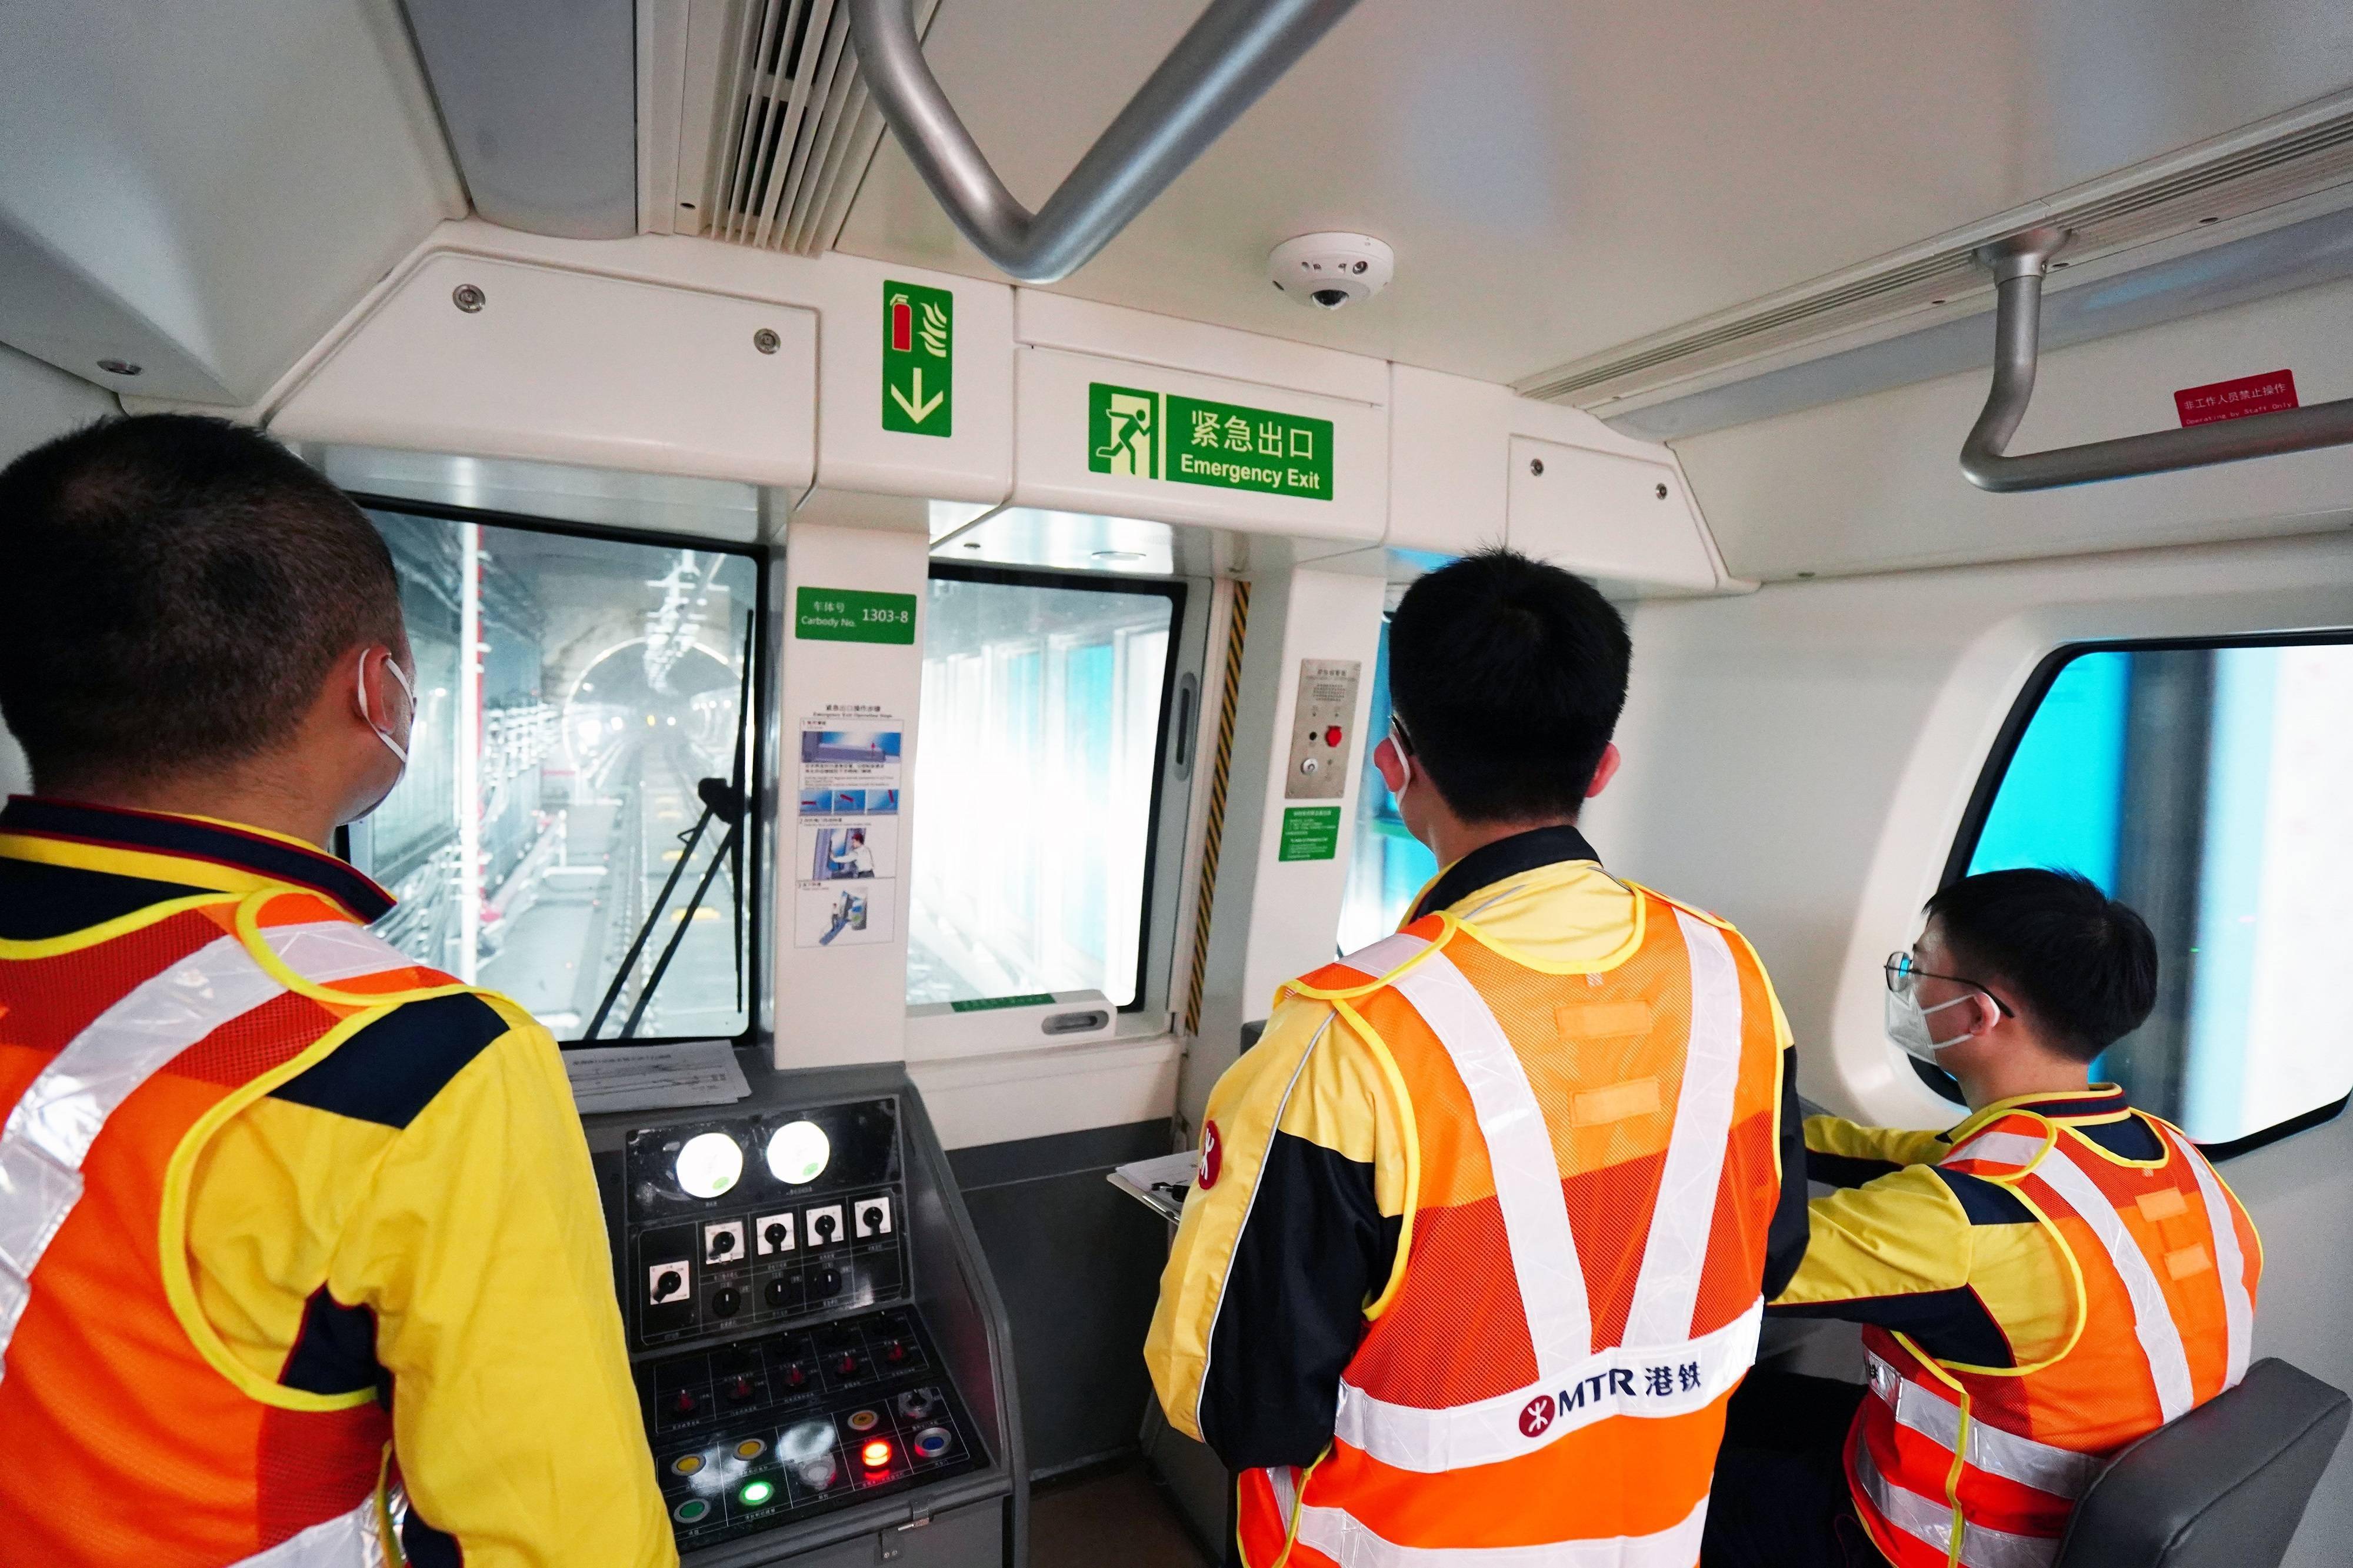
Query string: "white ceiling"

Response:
xmin=834 ymin=0 xmax=2353 ymax=389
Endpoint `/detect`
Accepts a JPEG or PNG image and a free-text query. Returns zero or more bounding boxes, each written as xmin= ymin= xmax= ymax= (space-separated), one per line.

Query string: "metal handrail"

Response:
xmin=848 ymin=0 xmax=1360 ymax=283
xmin=1961 ymin=228 xmax=2353 ymax=492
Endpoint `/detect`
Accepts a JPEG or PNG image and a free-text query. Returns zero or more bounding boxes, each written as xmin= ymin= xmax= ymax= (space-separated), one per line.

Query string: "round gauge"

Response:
xmin=766 ymin=1119 xmax=831 ymax=1185
xmin=675 ymin=1132 xmax=744 ymax=1199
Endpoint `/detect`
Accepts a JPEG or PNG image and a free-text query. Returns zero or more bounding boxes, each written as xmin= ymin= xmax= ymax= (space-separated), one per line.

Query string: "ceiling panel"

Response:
xmin=832 ymin=0 xmax=2353 ymax=387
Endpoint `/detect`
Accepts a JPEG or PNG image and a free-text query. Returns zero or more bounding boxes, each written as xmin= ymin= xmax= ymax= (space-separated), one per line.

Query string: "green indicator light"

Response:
xmin=739 ymin=1479 xmax=776 ymax=1508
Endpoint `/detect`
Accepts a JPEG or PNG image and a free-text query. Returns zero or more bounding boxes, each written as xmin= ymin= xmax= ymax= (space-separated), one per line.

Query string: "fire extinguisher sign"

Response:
xmin=881 ymin=281 xmax=953 ymax=437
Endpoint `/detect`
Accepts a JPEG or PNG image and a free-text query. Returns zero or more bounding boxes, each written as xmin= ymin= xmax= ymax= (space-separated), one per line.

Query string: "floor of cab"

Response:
xmin=1032 ymin=1458 xmax=1215 ymax=1567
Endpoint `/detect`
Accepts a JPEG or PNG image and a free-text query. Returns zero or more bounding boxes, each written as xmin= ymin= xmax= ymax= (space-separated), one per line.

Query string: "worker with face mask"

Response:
xmin=0 ymin=416 xmax=673 ymax=1567
xmin=1703 ymin=869 xmax=2261 ymax=1568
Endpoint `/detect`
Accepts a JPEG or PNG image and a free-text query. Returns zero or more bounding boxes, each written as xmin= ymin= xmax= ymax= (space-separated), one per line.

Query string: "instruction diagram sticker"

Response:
xmin=795 ymin=710 xmax=902 ymax=948
xmin=883 ymin=280 xmax=952 ymax=436
xmin=1086 ymin=381 xmax=1334 ymax=501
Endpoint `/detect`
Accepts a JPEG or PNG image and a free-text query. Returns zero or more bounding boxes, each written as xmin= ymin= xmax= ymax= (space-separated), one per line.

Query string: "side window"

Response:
xmin=909 ymin=568 xmax=1182 ymax=1009
xmin=1337 ymin=617 xmax=1438 ymax=954
xmin=1955 ymin=638 xmax=2353 ymax=1147
xmin=351 ymin=508 xmax=762 ymax=1044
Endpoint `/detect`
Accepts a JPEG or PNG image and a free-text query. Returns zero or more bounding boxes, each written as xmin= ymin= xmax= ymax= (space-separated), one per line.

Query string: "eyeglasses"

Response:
xmin=1884 ymin=952 xmax=2014 ymax=1017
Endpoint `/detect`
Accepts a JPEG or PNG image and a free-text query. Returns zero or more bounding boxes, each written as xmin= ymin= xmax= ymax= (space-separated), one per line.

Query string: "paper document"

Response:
xmin=1108 ymin=1150 xmax=1200 ymax=1225
xmin=564 ymin=1040 xmax=752 ymax=1116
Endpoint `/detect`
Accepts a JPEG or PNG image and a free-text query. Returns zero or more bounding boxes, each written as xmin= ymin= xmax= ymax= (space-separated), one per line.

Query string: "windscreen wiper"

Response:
xmin=584 ymin=614 xmax=756 ymax=1040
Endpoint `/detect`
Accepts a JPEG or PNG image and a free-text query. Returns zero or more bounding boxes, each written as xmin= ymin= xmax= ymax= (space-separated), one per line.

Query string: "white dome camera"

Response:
xmin=1269 ymin=232 xmax=1394 ymax=311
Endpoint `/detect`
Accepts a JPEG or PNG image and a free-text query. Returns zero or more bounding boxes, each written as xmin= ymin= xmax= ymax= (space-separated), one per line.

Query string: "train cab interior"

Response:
xmin=8 ymin=3 xmax=2353 ymax=1566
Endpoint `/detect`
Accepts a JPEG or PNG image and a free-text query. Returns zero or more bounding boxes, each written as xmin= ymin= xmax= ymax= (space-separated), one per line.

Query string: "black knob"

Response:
xmin=818 ymin=1266 xmax=841 ymax=1296
xmin=764 ymin=1276 xmax=791 ymax=1309
xmin=709 ymin=1231 xmax=735 ymax=1257
xmin=763 ymin=1223 xmax=787 ymax=1250
xmin=711 ymin=1287 xmax=741 ymax=1318
xmin=813 ymin=1215 xmax=836 ymax=1244
xmin=652 ymin=1269 xmax=685 ymax=1302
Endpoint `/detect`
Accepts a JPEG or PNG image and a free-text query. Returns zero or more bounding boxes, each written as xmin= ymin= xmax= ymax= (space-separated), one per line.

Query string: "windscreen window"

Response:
xmin=909 ymin=569 xmax=1179 ymax=1009
xmin=1338 ymin=617 xmax=1438 ymax=955
xmin=355 ymin=508 xmax=759 ymax=1043
xmin=1959 ymin=638 xmax=2353 ymax=1145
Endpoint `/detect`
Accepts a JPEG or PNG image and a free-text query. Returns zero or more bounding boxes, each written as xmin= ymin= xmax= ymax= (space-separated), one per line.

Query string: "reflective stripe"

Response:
xmin=2019 ymin=1144 xmax=2197 ymax=1422
xmin=260 ymin=920 xmax=421 ymax=987
xmin=1292 ymin=1492 xmax=1709 ymax=1567
xmin=1854 ymin=1440 xmax=2058 ymax=1568
xmin=1943 ymin=1130 xmax=2047 ymax=1170
xmin=0 ymin=932 xmax=286 ymax=1370
xmin=1622 ymin=913 xmax=1744 ymax=1347
xmin=2162 ymin=1127 xmax=2252 ymax=1390
xmin=231 ymin=1494 xmax=384 ymax=1567
xmin=1337 ymin=933 xmax=1434 ymax=983
xmin=1334 ymin=1300 xmax=1761 ymax=1472
xmin=1864 ymin=1352 xmax=2099 ymax=1500
xmin=1389 ymin=948 xmax=1592 ymax=1374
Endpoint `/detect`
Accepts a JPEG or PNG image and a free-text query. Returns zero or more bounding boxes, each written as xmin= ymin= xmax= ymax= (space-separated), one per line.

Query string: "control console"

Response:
xmin=596 ymin=1077 xmax=1015 ymax=1563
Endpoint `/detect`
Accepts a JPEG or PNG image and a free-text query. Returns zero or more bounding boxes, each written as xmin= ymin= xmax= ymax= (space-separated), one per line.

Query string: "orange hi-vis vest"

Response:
xmin=0 ymin=885 xmax=466 ymax=1567
xmin=1235 ymin=885 xmax=1787 ymax=1568
xmin=1848 ymin=1111 xmax=2259 ymax=1568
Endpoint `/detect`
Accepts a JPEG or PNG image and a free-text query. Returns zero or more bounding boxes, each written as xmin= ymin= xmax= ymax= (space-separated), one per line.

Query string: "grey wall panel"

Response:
xmin=952 ymin=1120 xmax=1175 ymax=1479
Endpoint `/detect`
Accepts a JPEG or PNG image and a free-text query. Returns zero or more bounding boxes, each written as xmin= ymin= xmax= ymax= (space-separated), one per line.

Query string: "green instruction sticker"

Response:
xmin=1087 ymin=382 xmax=1333 ymax=501
xmin=882 ymin=281 xmax=952 ymax=436
xmin=950 ymin=993 xmax=1056 ymax=1013
xmin=796 ymin=586 xmax=916 ymax=644
xmin=1277 ymin=806 xmax=1343 ymax=862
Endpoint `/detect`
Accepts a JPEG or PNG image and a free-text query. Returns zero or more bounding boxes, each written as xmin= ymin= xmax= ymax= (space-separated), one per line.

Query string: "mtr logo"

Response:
xmin=1518 ymin=1394 xmax=1556 ymax=1437
xmin=1520 ymin=1361 xmax=1711 ymax=1440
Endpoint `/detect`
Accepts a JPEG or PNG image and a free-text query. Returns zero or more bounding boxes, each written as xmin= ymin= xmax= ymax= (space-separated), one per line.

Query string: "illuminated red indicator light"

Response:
xmin=861 ymin=1439 xmax=894 ymax=1469
xmin=1325 ymin=726 xmax=1342 ymax=746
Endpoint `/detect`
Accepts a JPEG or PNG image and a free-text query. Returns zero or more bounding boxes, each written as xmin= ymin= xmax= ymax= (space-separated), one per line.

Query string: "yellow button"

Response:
xmin=671 ymin=1454 xmax=704 ymax=1476
xmin=847 ymin=1409 xmax=879 ymax=1432
xmin=736 ymin=1439 xmax=768 ymax=1460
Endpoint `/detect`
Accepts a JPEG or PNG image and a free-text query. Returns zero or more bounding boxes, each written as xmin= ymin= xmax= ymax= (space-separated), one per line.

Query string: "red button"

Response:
xmin=861 ymin=1439 xmax=893 ymax=1469
xmin=1324 ymin=726 xmax=1343 ymax=746
xmin=672 ymin=1390 xmax=698 ymax=1416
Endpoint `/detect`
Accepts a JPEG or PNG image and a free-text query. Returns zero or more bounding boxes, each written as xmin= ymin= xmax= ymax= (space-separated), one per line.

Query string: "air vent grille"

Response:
xmin=1518 ymin=95 xmax=2353 ymax=409
xmin=701 ymin=0 xmax=940 ymax=255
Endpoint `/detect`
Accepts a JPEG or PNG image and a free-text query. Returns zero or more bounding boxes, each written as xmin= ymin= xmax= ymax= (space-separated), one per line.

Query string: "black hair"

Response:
xmin=0 ymin=414 xmax=401 ymax=789
xmin=1925 ymin=869 xmax=2158 ymax=1062
xmin=1385 ymin=548 xmax=1631 ymax=823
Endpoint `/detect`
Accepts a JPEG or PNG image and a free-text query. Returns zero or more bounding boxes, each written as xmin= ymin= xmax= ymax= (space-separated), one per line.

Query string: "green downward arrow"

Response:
xmin=889 ymin=365 xmax=945 ymax=426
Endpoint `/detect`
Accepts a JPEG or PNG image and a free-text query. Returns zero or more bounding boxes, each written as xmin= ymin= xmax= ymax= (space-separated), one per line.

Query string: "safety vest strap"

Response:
xmin=2157 ymin=1125 xmax=2253 ymax=1390
xmin=0 ymin=914 xmax=414 ymax=1376
xmin=1270 ymin=1453 xmax=1711 ymax=1568
xmin=1944 ymin=1129 xmax=2197 ymax=1422
xmin=1334 ymin=1299 xmax=1761 ymax=1473
xmin=229 ymin=1495 xmax=384 ymax=1567
xmin=1863 ymin=1352 xmax=2100 ymax=1500
xmin=1853 ymin=1441 xmax=2059 ymax=1568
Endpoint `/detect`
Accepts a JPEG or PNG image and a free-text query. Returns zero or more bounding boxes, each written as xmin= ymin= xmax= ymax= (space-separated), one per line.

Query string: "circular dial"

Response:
xmin=675 ymin=1132 xmax=744 ymax=1199
xmin=765 ymin=1119 xmax=831 ymax=1185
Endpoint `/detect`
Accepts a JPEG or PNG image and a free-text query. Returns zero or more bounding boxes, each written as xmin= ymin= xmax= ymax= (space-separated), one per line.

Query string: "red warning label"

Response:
xmin=2174 ymin=370 xmax=2298 ymax=428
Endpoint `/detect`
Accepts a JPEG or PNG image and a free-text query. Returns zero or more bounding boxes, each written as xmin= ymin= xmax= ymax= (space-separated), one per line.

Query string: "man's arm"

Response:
xmin=1145 ymin=997 xmax=1407 ymax=1470
xmin=1803 ymin=1113 xmax=1952 ymax=1188
xmin=335 ymin=998 xmax=674 ymax=1567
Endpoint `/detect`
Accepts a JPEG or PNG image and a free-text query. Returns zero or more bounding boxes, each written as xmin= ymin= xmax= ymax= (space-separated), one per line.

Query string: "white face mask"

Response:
xmin=1884 ymin=987 xmax=1980 ymax=1063
xmin=358 ymin=649 xmax=415 ymax=767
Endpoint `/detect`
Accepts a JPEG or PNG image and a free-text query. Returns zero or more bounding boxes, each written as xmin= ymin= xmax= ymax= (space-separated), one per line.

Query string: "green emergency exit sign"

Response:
xmin=1088 ymin=382 xmax=1334 ymax=501
xmin=882 ymin=281 xmax=952 ymax=436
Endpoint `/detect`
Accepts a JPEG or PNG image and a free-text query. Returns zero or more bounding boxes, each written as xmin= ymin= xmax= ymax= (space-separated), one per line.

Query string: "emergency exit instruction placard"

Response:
xmin=1278 ymin=806 xmax=1342 ymax=862
xmin=794 ymin=710 xmax=902 ymax=949
xmin=1088 ymin=382 xmax=1334 ymax=501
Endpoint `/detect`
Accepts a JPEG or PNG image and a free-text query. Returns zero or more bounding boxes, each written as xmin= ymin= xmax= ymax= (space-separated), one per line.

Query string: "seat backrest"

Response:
xmin=2055 ymin=1357 xmax=2351 ymax=1568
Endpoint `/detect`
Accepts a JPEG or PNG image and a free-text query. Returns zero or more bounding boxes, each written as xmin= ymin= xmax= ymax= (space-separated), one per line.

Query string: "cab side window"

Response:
xmin=1955 ymin=637 xmax=2353 ymax=1150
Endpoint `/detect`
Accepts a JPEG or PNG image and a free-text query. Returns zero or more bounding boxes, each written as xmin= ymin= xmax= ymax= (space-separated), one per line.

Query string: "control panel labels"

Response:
xmin=1086 ymin=381 xmax=1335 ymax=501
xmin=794 ymin=586 xmax=916 ymax=645
xmin=1284 ymin=658 xmax=1361 ymax=799
xmin=794 ymin=709 xmax=901 ymax=948
xmin=1278 ymin=806 xmax=1344 ymax=863
xmin=882 ymin=281 xmax=952 ymax=437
